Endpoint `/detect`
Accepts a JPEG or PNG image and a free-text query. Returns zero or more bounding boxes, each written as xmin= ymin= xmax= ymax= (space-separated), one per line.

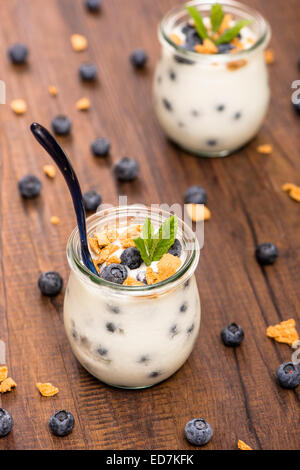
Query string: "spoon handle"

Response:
xmin=30 ymin=122 xmax=98 ymax=276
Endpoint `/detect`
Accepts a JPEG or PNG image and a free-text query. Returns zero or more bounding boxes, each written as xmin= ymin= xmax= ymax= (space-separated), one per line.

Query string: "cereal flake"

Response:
xmin=227 ymin=59 xmax=247 ymax=71
xmin=106 ymin=256 xmax=121 ymax=265
xmin=265 ymin=49 xmax=275 ymax=65
xmin=146 ymin=267 xmax=160 ymax=285
xmin=195 ymin=39 xmax=218 ymax=54
xmin=169 ymin=33 xmax=182 ymax=46
xmin=257 ymin=144 xmax=273 ymax=155
xmin=123 ymin=276 xmax=144 ymax=287
xmin=94 ymin=232 xmax=110 ymax=248
xmin=187 ymin=204 xmax=211 ymax=222
xmin=43 ymin=164 xmax=56 ymax=178
xmin=76 ymin=97 xmax=91 ymax=111
xmin=71 ymin=34 xmax=88 ymax=51
xmin=238 ymin=440 xmax=253 ymax=450
xmin=89 ymin=237 xmax=101 ymax=255
xmin=0 ymin=366 xmax=8 ymax=383
xmin=11 ymin=99 xmax=27 ymax=115
xmin=266 ymin=318 xmax=299 ymax=346
xmin=96 ymin=244 xmax=118 ymax=265
xmin=121 ymin=238 xmax=136 ymax=249
xmin=50 ymin=216 xmax=60 ymax=225
xmin=0 ymin=377 xmax=17 ymax=393
xmin=157 ymin=254 xmax=181 ymax=281
xmin=36 ymin=382 xmax=59 ymax=397
xmin=49 ymin=85 xmax=58 ymax=96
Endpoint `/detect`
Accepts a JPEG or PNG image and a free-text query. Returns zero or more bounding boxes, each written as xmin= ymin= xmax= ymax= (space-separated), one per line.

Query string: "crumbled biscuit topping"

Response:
xmin=266 ymin=319 xmax=299 ymax=346
xmin=71 ymin=34 xmax=88 ymax=51
xmin=238 ymin=440 xmax=253 ymax=450
xmin=0 ymin=377 xmax=17 ymax=393
xmin=43 ymin=164 xmax=56 ymax=178
xmin=257 ymin=144 xmax=273 ymax=155
xmin=187 ymin=204 xmax=211 ymax=222
xmin=0 ymin=366 xmax=8 ymax=382
xmin=36 ymin=382 xmax=59 ymax=397
xmin=11 ymin=99 xmax=27 ymax=115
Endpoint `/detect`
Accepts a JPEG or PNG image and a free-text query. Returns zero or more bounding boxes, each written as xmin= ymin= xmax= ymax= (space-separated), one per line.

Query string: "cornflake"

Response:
xmin=187 ymin=204 xmax=211 ymax=222
xmin=89 ymin=237 xmax=101 ymax=255
xmin=257 ymin=144 xmax=273 ymax=155
xmin=227 ymin=59 xmax=247 ymax=71
xmin=195 ymin=39 xmax=218 ymax=54
xmin=158 ymin=254 xmax=181 ymax=281
xmin=96 ymin=244 xmax=118 ymax=264
xmin=266 ymin=318 xmax=299 ymax=346
xmin=50 ymin=216 xmax=60 ymax=225
xmin=123 ymin=276 xmax=144 ymax=287
xmin=43 ymin=164 xmax=56 ymax=178
xmin=265 ymin=49 xmax=275 ymax=64
xmin=106 ymin=229 xmax=119 ymax=243
xmin=282 ymin=183 xmax=300 ymax=203
xmin=11 ymin=99 xmax=27 ymax=115
xmin=0 ymin=377 xmax=17 ymax=393
xmin=49 ymin=85 xmax=58 ymax=96
xmin=169 ymin=33 xmax=182 ymax=46
xmin=0 ymin=366 xmax=8 ymax=382
xmin=71 ymin=34 xmax=88 ymax=51
xmin=106 ymin=256 xmax=121 ymax=265
xmin=94 ymin=232 xmax=110 ymax=248
xmin=121 ymin=238 xmax=136 ymax=249
xmin=238 ymin=440 xmax=253 ymax=450
xmin=36 ymin=382 xmax=59 ymax=397
xmin=146 ymin=267 xmax=160 ymax=285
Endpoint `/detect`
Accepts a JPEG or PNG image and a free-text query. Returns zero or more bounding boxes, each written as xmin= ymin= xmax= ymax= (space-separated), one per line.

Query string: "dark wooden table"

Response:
xmin=0 ymin=0 xmax=299 ymax=450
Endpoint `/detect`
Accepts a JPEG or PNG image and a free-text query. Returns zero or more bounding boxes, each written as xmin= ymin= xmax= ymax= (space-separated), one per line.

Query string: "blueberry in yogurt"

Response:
xmin=8 ymin=43 xmax=29 ymax=64
xmin=184 ymin=185 xmax=207 ymax=205
xmin=101 ymin=264 xmax=128 ymax=284
xmin=18 ymin=174 xmax=42 ymax=199
xmin=121 ymin=247 xmax=143 ymax=270
xmin=114 ymin=157 xmax=139 ymax=182
xmin=168 ymin=239 xmax=182 ymax=257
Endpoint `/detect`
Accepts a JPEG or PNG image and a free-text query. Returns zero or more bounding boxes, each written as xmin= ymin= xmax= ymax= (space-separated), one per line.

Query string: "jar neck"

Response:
xmin=159 ymin=0 xmax=271 ymax=63
xmin=67 ymin=206 xmax=200 ymax=296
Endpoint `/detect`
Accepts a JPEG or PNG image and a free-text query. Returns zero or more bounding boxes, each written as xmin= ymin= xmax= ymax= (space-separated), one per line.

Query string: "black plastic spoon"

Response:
xmin=30 ymin=122 xmax=99 ymax=276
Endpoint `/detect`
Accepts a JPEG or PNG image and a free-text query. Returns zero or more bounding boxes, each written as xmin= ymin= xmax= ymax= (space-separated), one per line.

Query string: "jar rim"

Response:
xmin=159 ymin=0 xmax=271 ymax=62
xmin=67 ymin=205 xmax=200 ymax=295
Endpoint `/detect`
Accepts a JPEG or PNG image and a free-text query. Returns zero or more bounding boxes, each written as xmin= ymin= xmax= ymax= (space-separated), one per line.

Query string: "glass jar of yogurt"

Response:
xmin=153 ymin=0 xmax=271 ymax=157
xmin=64 ymin=206 xmax=200 ymax=389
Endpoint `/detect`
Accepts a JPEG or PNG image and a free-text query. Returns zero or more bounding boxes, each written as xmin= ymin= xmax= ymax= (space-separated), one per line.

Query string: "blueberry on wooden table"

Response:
xmin=18 ymin=174 xmax=42 ymax=199
xmin=168 ymin=239 xmax=182 ymax=257
xmin=51 ymin=115 xmax=72 ymax=136
xmin=121 ymin=247 xmax=143 ymax=270
xmin=255 ymin=243 xmax=279 ymax=265
xmin=91 ymin=138 xmax=110 ymax=157
xmin=184 ymin=185 xmax=207 ymax=205
xmin=0 ymin=409 xmax=13 ymax=438
xmin=130 ymin=49 xmax=148 ymax=69
xmin=101 ymin=264 xmax=128 ymax=284
xmin=85 ymin=0 xmax=101 ymax=12
xmin=114 ymin=157 xmax=139 ymax=182
xmin=83 ymin=190 xmax=102 ymax=212
xmin=49 ymin=410 xmax=75 ymax=437
xmin=8 ymin=43 xmax=29 ymax=64
xmin=79 ymin=62 xmax=98 ymax=81
xmin=276 ymin=362 xmax=300 ymax=389
xmin=38 ymin=272 xmax=63 ymax=297
xmin=221 ymin=323 xmax=244 ymax=347
xmin=184 ymin=418 xmax=213 ymax=446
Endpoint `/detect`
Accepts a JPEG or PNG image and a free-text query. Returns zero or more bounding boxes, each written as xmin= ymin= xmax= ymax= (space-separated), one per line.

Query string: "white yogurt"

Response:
xmin=153 ymin=2 xmax=271 ymax=157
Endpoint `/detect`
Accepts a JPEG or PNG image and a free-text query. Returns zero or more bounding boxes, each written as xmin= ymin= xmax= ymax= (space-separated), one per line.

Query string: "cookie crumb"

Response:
xmin=43 ymin=164 xmax=56 ymax=179
xmin=76 ymin=97 xmax=91 ymax=111
xmin=282 ymin=183 xmax=300 ymax=202
xmin=106 ymin=256 xmax=121 ymax=265
xmin=0 ymin=377 xmax=17 ymax=393
xmin=146 ymin=267 xmax=160 ymax=285
xmin=238 ymin=440 xmax=253 ymax=450
xmin=36 ymin=382 xmax=59 ymax=397
xmin=187 ymin=204 xmax=211 ymax=222
xmin=123 ymin=276 xmax=144 ymax=286
xmin=257 ymin=144 xmax=273 ymax=155
xmin=89 ymin=237 xmax=101 ymax=255
xmin=11 ymin=98 xmax=27 ymax=115
xmin=71 ymin=34 xmax=88 ymax=51
xmin=157 ymin=253 xmax=181 ymax=281
xmin=121 ymin=238 xmax=136 ymax=249
xmin=169 ymin=33 xmax=182 ymax=46
xmin=195 ymin=38 xmax=218 ymax=54
xmin=226 ymin=59 xmax=247 ymax=71
xmin=266 ymin=318 xmax=299 ymax=346
xmin=94 ymin=232 xmax=110 ymax=248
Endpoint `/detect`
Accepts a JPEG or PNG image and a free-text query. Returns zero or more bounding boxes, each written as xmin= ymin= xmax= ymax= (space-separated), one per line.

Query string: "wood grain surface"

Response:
xmin=0 ymin=0 xmax=299 ymax=450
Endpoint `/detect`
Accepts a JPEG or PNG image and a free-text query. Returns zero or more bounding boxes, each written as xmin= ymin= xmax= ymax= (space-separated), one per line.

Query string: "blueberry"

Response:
xmin=216 ymin=104 xmax=225 ymax=112
xmin=38 ymin=271 xmax=63 ymax=297
xmin=187 ymin=324 xmax=195 ymax=334
xmin=234 ymin=111 xmax=242 ymax=120
xmin=121 ymin=247 xmax=142 ymax=270
xmin=8 ymin=43 xmax=28 ymax=64
xmin=207 ymin=139 xmax=217 ymax=146
xmin=169 ymin=69 xmax=176 ymax=81
xmin=0 ymin=409 xmax=13 ymax=438
xmin=91 ymin=138 xmax=110 ymax=157
xmin=184 ymin=29 xmax=203 ymax=51
xmin=184 ymin=185 xmax=207 ymax=205
xmin=276 ymin=362 xmax=300 ymax=389
xmin=18 ymin=174 xmax=42 ymax=199
xmin=83 ymin=190 xmax=102 ymax=212
xmin=114 ymin=157 xmax=139 ymax=182
xmin=218 ymin=42 xmax=235 ymax=54
xmin=97 ymin=347 xmax=108 ymax=356
xmin=106 ymin=322 xmax=116 ymax=333
xmin=180 ymin=302 xmax=188 ymax=313
xmin=49 ymin=410 xmax=74 ymax=437
xmin=85 ymin=0 xmax=101 ymax=12
xmin=162 ymin=98 xmax=172 ymax=111
xmin=173 ymin=55 xmax=195 ymax=65
xmin=292 ymin=102 xmax=300 ymax=114
xmin=168 ymin=239 xmax=182 ymax=257
xmin=184 ymin=418 xmax=213 ymax=446
xmin=107 ymin=304 xmax=120 ymax=314
xmin=221 ymin=322 xmax=244 ymax=347
xmin=136 ymin=271 xmax=147 ymax=284
xmin=170 ymin=324 xmax=178 ymax=337
xmin=149 ymin=371 xmax=160 ymax=378
xmin=51 ymin=115 xmax=71 ymax=136
xmin=182 ymin=23 xmax=195 ymax=35
xmin=79 ymin=62 xmax=98 ymax=81
xmin=139 ymin=355 xmax=149 ymax=363
xmin=101 ymin=264 xmax=128 ymax=284
xmin=255 ymin=243 xmax=279 ymax=266
xmin=130 ymin=49 xmax=148 ymax=68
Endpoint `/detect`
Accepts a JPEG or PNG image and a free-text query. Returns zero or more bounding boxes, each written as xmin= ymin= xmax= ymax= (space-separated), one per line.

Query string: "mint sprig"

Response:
xmin=134 ymin=215 xmax=178 ymax=266
xmin=185 ymin=2 xmax=252 ymax=47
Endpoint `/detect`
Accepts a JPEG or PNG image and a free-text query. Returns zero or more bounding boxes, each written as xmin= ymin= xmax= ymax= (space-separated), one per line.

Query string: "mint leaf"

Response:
xmin=134 ymin=215 xmax=178 ymax=265
xmin=185 ymin=5 xmax=208 ymax=40
xmin=133 ymin=237 xmax=151 ymax=266
xmin=210 ymin=3 xmax=224 ymax=32
xmin=216 ymin=19 xmax=252 ymax=44
xmin=152 ymin=215 xmax=178 ymax=261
